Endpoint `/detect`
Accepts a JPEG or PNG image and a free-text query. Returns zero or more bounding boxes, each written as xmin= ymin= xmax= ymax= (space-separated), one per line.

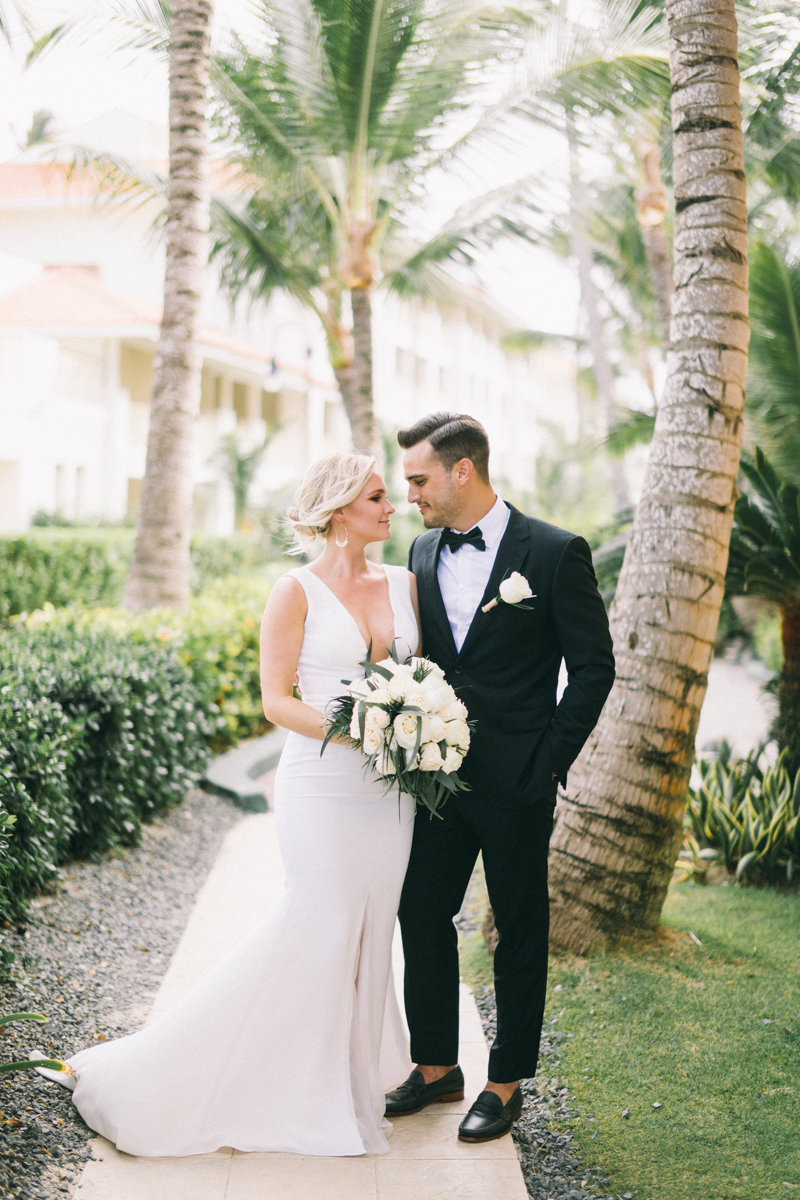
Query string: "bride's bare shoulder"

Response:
xmin=262 ymin=572 xmax=307 ymax=622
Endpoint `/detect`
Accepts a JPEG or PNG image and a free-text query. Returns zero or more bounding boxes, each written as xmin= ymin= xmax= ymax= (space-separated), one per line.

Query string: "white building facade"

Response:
xmin=0 ymin=113 xmax=577 ymax=535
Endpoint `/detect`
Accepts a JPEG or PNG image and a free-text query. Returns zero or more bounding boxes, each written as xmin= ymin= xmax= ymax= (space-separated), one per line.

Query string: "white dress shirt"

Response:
xmin=437 ymin=495 xmax=511 ymax=652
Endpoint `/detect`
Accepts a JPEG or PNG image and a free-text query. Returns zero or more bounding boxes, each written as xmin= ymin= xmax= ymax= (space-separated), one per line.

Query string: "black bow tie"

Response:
xmin=440 ymin=526 xmax=486 ymax=553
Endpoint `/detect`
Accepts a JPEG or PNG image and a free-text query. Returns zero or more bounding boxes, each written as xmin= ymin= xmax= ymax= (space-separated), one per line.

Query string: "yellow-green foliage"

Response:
xmin=18 ymin=567 xmax=290 ymax=751
xmin=753 ymin=610 xmax=782 ymax=674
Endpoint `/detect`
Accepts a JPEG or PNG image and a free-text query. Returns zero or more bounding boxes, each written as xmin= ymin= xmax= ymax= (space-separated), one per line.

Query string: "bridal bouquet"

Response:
xmin=322 ymin=646 xmax=472 ymax=818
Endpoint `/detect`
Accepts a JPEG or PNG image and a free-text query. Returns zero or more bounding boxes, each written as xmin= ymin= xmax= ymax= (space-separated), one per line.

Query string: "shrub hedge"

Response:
xmin=0 ymin=530 xmax=277 ymax=621
xmin=0 ymin=569 xmax=284 ymax=917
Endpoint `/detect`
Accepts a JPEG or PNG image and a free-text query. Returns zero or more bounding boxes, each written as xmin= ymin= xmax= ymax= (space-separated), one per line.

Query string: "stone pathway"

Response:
xmin=74 ymin=778 xmax=527 ymax=1200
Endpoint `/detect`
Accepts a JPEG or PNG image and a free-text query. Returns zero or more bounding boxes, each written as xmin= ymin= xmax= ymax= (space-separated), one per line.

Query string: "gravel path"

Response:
xmin=457 ymin=866 xmax=635 ymax=1200
xmin=474 ymin=987 xmax=619 ymax=1200
xmin=0 ymin=790 xmax=242 ymax=1200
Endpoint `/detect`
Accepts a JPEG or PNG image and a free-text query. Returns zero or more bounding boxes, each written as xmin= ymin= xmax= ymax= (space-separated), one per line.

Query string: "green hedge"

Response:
xmin=0 ymin=570 xmax=286 ymax=917
xmin=0 ymin=530 xmax=277 ymax=620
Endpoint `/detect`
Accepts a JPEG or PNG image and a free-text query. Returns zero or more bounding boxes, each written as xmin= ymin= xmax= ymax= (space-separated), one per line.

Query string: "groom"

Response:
xmin=385 ymin=412 xmax=615 ymax=1142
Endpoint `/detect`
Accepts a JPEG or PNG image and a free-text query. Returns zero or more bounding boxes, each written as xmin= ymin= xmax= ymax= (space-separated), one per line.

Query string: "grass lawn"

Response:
xmin=460 ymin=881 xmax=800 ymax=1200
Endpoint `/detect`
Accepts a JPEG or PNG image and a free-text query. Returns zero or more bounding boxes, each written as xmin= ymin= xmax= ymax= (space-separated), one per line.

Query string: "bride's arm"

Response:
xmin=260 ymin=575 xmax=329 ymax=741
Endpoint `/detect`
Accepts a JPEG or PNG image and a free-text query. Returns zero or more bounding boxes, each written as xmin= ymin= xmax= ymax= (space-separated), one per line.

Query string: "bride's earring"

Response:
xmin=335 ymin=522 xmax=348 ymax=548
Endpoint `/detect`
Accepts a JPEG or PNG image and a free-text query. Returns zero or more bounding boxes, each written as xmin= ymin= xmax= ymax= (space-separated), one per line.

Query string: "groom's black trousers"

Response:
xmin=398 ymin=788 xmax=556 ymax=1084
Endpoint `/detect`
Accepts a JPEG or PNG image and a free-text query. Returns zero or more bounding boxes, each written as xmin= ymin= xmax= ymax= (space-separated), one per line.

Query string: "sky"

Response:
xmin=0 ymin=0 xmax=580 ymax=334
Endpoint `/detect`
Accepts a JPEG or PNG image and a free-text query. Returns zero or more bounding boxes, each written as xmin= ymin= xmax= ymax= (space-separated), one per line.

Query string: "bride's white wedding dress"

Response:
xmin=62 ymin=564 xmax=418 ymax=1157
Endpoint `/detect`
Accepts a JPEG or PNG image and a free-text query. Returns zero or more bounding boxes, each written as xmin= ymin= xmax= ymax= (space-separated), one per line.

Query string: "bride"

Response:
xmin=43 ymin=453 xmax=424 ymax=1157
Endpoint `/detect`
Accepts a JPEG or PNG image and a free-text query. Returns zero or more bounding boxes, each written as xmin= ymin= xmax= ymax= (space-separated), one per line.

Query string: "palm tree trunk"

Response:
xmin=568 ymin=131 xmax=630 ymax=513
xmin=776 ymin=602 xmax=800 ymax=777
xmin=123 ymin=0 xmax=213 ymax=612
xmin=633 ymin=119 xmax=674 ymax=348
xmin=548 ymin=0 xmax=749 ymax=953
xmin=347 ymin=287 xmax=381 ymax=461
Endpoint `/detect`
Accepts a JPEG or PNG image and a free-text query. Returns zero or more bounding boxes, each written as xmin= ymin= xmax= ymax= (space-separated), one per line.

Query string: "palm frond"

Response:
xmin=604 ymin=408 xmax=655 ymax=457
xmin=747 ymin=241 xmax=800 ymax=485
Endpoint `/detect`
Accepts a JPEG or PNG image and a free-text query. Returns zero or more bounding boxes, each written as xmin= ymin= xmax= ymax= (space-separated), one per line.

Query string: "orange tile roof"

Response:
xmin=0 ymin=265 xmax=335 ymax=385
xmin=0 ymin=265 xmax=160 ymax=326
xmin=0 ymin=159 xmax=244 ymax=202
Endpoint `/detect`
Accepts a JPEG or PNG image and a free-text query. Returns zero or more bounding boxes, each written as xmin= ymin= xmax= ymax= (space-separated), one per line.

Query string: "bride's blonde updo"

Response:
xmin=287 ymin=452 xmax=377 ymax=554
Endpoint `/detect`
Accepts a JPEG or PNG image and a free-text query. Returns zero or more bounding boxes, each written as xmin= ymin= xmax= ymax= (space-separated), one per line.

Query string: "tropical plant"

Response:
xmin=686 ymin=741 xmax=800 ymax=883
xmin=726 ymin=447 xmax=800 ymax=777
xmin=209 ymin=0 xmax=535 ymax=457
xmin=548 ymin=0 xmax=750 ymax=953
xmin=218 ymin=429 xmax=274 ymax=530
xmin=745 ymin=240 xmax=800 ymax=486
xmin=123 ymin=0 xmax=214 ymax=612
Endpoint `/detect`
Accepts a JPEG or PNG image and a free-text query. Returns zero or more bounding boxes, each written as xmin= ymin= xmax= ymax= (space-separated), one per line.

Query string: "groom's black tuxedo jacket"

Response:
xmin=409 ymin=504 xmax=615 ymax=808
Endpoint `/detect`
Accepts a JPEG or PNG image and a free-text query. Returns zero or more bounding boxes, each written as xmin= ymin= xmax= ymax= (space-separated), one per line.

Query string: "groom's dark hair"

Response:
xmin=397 ymin=412 xmax=490 ymax=482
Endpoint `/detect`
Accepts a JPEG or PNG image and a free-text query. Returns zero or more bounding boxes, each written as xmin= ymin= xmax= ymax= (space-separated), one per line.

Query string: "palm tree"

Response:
xmin=209 ymin=0 xmax=525 ymax=457
xmin=123 ymin=0 xmax=214 ymax=611
xmin=547 ymin=0 xmax=750 ymax=953
xmin=727 ymin=448 xmax=800 ymax=776
xmin=210 ymin=0 xmax=674 ymax=458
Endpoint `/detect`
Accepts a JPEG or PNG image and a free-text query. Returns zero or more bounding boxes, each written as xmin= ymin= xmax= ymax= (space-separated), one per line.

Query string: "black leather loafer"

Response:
xmin=384 ymin=1066 xmax=465 ymax=1116
xmin=457 ymin=1086 xmax=523 ymax=1142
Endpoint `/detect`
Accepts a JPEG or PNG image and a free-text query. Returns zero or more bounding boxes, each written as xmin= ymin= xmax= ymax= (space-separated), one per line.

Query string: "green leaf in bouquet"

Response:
xmin=358 ymin=701 xmax=366 ymax=744
xmin=434 ymin=770 xmax=458 ymax=792
xmin=438 ymin=739 xmax=448 ymax=759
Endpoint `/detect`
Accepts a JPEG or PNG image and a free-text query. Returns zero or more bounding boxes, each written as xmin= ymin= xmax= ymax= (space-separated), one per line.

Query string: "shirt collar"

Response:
xmin=452 ymin=494 xmax=509 ymax=551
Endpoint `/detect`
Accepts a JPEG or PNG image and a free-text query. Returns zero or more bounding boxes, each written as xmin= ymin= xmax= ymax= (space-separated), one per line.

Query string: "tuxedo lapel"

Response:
xmin=458 ymin=505 xmax=531 ymax=659
xmin=416 ymin=531 xmax=457 ymax=657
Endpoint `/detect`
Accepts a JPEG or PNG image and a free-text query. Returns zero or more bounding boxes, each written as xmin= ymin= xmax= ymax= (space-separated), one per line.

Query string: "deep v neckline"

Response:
xmin=305 ymin=565 xmax=397 ymax=663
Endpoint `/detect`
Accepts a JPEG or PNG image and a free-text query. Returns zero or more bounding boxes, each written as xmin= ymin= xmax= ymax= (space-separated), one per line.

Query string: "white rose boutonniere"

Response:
xmin=482 ymin=570 xmax=536 ymax=613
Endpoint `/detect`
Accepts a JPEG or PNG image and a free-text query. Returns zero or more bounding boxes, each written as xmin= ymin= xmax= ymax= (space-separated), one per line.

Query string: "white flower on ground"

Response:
xmin=437 ymin=699 xmax=467 ymax=723
xmin=393 ymin=711 xmax=423 ymax=750
xmin=499 ymin=572 xmax=533 ymax=604
xmin=444 ymin=719 xmax=470 ymax=750
xmin=441 ymin=747 xmax=464 ymax=774
xmin=419 ymin=741 xmax=446 ymax=771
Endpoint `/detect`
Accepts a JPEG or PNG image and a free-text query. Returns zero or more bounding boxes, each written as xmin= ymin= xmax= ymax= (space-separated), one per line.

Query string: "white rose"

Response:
xmin=348 ymin=678 xmax=371 ymax=699
xmin=426 ymin=713 xmax=446 ymax=743
xmin=405 ymin=747 xmax=420 ymax=769
xmin=364 ymin=706 xmax=390 ymax=732
xmin=499 ymin=571 xmax=533 ymax=605
xmin=388 ymin=673 xmax=415 ymax=701
xmin=366 ymin=686 xmax=393 ymax=705
xmin=425 ymin=684 xmax=457 ymax=712
xmin=377 ymin=748 xmax=397 ymax=775
xmin=444 ymin=719 xmax=470 ymax=750
xmin=349 ymin=703 xmax=364 ymax=741
xmin=438 ymin=700 xmax=467 ymax=723
xmin=440 ymin=746 xmax=463 ymax=774
xmin=377 ymin=658 xmax=413 ymax=677
xmin=404 ymin=687 xmax=433 ymax=712
xmin=363 ymin=723 xmax=384 ymax=754
xmin=393 ymin=711 xmax=423 ymax=750
xmin=419 ymin=741 xmax=446 ymax=771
